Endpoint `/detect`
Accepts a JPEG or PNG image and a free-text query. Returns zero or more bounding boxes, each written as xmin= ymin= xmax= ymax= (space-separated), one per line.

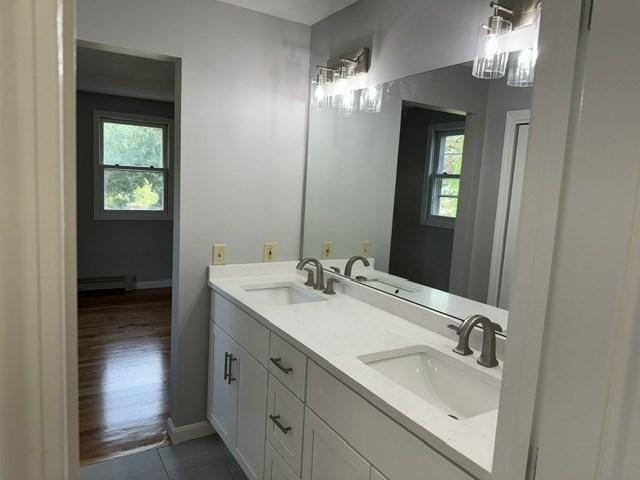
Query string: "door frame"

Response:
xmin=487 ymin=109 xmax=531 ymax=307
xmin=1 ymin=0 xmax=78 ymax=479
xmin=491 ymin=1 xmax=586 ymax=478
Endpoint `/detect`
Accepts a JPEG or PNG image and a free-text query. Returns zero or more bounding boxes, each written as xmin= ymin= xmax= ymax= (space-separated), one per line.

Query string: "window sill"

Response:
xmin=422 ymin=216 xmax=456 ymax=229
xmin=94 ymin=211 xmax=172 ymax=221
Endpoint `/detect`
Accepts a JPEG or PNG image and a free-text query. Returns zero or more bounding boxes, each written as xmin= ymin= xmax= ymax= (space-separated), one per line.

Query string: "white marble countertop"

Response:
xmin=208 ymin=262 xmax=501 ymax=479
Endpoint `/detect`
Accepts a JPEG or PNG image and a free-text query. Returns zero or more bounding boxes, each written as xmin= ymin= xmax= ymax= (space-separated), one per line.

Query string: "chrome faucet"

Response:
xmin=296 ymin=257 xmax=325 ymax=290
xmin=452 ymin=314 xmax=503 ymax=368
xmin=344 ymin=255 xmax=370 ymax=277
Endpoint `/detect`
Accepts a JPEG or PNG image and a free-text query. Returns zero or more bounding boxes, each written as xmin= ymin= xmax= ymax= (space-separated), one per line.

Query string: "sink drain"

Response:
xmin=448 ymin=414 xmax=459 ymax=420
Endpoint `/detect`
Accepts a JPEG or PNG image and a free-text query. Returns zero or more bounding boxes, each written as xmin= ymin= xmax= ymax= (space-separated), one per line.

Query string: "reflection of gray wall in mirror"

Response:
xmin=464 ymin=82 xmax=532 ymax=302
xmin=303 ymin=65 xmax=488 ymax=271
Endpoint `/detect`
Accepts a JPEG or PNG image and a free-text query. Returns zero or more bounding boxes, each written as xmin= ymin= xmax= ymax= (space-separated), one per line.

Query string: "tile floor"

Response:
xmin=80 ymin=435 xmax=248 ymax=480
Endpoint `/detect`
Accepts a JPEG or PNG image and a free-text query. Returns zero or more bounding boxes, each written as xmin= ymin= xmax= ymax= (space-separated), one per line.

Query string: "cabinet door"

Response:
xmin=370 ymin=468 xmax=388 ymax=480
xmin=303 ymin=408 xmax=370 ymax=480
xmin=235 ymin=348 xmax=268 ymax=480
xmin=265 ymin=443 xmax=299 ymax=480
xmin=209 ymin=325 xmax=238 ymax=448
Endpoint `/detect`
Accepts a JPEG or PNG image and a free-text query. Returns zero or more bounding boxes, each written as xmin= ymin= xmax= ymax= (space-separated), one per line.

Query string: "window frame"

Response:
xmin=93 ymin=110 xmax=173 ymax=221
xmin=422 ymin=122 xmax=466 ymax=229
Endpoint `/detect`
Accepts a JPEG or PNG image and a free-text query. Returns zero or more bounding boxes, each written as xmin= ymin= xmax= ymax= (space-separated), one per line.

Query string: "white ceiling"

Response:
xmin=216 ymin=0 xmax=358 ymax=25
xmin=77 ymin=47 xmax=175 ymax=102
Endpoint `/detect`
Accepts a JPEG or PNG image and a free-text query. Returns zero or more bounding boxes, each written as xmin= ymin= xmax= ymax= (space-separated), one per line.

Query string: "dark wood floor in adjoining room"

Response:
xmin=78 ymin=288 xmax=172 ymax=465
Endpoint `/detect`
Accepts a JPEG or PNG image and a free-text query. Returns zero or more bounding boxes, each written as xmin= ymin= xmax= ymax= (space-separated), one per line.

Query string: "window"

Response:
xmin=424 ymin=123 xmax=465 ymax=228
xmin=94 ymin=111 xmax=172 ymax=220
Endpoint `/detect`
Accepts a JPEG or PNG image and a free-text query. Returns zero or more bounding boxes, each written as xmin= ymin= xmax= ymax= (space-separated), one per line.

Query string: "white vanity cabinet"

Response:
xmin=208 ymin=290 xmax=477 ymax=480
xmin=208 ymin=294 xmax=269 ymax=480
xmin=209 ymin=324 xmax=239 ymax=447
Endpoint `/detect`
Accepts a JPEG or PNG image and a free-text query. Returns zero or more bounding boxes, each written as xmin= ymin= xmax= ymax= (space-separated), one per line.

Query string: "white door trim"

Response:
xmin=487 ymin=109 xmax=531 ymax=307
xmin=491 ymin=1 xmax=585 ymax=479
xmin=1 ymin=0 xmax=78 ymax=479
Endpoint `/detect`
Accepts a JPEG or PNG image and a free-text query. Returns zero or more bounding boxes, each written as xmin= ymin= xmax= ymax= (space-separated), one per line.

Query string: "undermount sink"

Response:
xmin=241 ymin=283 xmax=325 ymax=306
xmin=359 ymin=346 xmax=499 ymax=420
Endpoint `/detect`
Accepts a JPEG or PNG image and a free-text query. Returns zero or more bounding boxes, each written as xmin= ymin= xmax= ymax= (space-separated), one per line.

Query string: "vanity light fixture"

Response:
xmin=311 ymin=47 xmax=378 ymax=115
xmin=507 ymin=3 xmax=541 ymax=87
xmin=472 ymin=2 xmax=513 ymax=79
xmin=472 ymin=2 xmax=542 ymax=87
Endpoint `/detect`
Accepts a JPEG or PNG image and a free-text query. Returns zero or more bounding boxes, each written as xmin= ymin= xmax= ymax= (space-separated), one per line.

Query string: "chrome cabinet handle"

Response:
xmin=269 ymin=415 xmax=292 ymax=434
xmin=224 ymin=352 xmax=230 ymax=380
xmin=227 ymin=355 xmax=237 ymax=384
xmin=270 ymin=357 xmax=293 ymax=374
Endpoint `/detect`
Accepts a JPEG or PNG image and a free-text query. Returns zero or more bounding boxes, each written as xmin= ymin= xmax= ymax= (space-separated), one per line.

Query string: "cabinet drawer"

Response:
xmin=211 ymin=291 xmax=269 ymax=367
xmin=307 ymin=361 xmax=474 ymax=480
xmin=267 ymin=375 xmax=305 ymax=475
xmin=265 ymin=442 xmax=299 ymax=480
xmin=269 ymin=333 xmax=307 ymax=400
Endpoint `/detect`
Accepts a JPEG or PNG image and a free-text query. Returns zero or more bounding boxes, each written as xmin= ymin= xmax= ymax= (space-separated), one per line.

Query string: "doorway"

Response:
xmin=487 ymin=110 xmax=531 ymax=309
xmin=75 ymin=43 xmax=180 ymax=464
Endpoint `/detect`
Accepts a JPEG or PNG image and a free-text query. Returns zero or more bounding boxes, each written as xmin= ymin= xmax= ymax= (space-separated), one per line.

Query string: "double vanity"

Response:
xmin=207 ymin=260 xmax=504 ymax=480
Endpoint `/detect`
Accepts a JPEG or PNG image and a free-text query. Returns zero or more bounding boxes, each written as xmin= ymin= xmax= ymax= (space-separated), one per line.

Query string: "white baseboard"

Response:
xmin=167 ymin=417 xmax=215 ymax=444
xmin=135 ymin=279 xmax=172 ymax=290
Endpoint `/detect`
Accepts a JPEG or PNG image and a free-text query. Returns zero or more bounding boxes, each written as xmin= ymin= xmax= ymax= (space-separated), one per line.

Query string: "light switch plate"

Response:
xmin=263 ymin=242 xmax=277 ymax=262
xmin=361 ymin=240 xmax=372 ymax=257
xmin=212 ymin=244 xmax=227 ymax=265
xmin=321 ymin=241 xmax=334 ymax=259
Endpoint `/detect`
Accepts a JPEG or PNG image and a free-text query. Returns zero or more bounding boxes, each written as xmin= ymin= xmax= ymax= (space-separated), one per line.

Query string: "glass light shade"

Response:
xmin=472 ymin=16 xmax=512 ymax=79
xmin=331 ymin=67 xmax=357 ymax=115
xmin=360 ymin=84 xmax=383 ymax=113
xmin=507 ymin=6 xmax=541 ymax=87
xmin=331 ymin=69 xmax=349 ymax=106
xmin=338 ymin=90 xmax=357 ymax=116
xmin=507 ymin=47 xmax=537 ymax=87
xmin=311 ymin=80 xmax=327 ymax=110
xmin=311 ymin=68 xmax=332 ymax=110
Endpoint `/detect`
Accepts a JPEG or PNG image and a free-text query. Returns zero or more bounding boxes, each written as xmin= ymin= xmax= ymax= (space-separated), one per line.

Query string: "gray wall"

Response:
xmin=389 ymin=106 xmax=465 ymax=291
xmin=310 ymin=0 xmax=487 ymax=87
xmin=466 ymin=81 xmax=532 ymax=302
xmin=76 ymin=92 xmax=174 ymax=283
xmin=78 ymin=0 xmax=311 ymax=427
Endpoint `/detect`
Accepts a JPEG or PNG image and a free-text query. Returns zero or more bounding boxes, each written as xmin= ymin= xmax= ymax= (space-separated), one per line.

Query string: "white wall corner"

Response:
xmin=166 ymin=417 xmax=215 ymax=444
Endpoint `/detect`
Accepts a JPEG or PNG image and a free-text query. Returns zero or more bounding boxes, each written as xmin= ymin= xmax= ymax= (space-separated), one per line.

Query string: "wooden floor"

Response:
xmin=78 ymin=288 xmax=172 ymax=465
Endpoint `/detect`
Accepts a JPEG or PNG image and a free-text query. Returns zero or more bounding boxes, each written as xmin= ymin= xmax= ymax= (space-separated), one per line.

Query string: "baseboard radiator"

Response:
xmin=78 ymin=275 xmax=136 ymax=292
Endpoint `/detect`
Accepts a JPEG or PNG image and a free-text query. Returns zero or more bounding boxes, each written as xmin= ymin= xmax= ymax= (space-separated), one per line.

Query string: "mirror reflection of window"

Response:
xmin=426 ymin=123 xmax=465 ymax=228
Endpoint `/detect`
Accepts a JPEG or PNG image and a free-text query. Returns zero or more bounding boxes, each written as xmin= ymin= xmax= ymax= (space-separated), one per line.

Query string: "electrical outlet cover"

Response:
xmin=263 ymin=242 xmax=277 ymax=262
xmin=213 ymin=244 xmax=227 ymax=265
xmin=361 ymin=240 xmax=372 ymax=257
xmin=321 ymin=241 xmax=334 ymax=259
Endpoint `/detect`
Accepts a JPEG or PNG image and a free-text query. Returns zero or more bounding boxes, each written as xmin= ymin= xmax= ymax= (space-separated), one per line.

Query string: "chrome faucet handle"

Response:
xmin=323 ymin=277 xmax=340 ymax=295
xmin=303 ymin=268 xmax=315 ymax=287
xmin=447 ymin=323 xmax=462 ymax=333
xmin=329 ymin=266 xmax=341 ymax=274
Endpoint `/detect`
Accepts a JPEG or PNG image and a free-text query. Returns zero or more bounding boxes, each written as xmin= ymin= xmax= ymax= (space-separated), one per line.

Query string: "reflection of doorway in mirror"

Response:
xmin=488 ymin=109 xmax=531 ymax=309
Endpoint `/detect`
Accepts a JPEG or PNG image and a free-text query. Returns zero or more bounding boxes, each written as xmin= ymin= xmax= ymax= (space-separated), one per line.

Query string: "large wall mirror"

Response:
xmin=302 ymin=63 xmax=532 ymax=332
